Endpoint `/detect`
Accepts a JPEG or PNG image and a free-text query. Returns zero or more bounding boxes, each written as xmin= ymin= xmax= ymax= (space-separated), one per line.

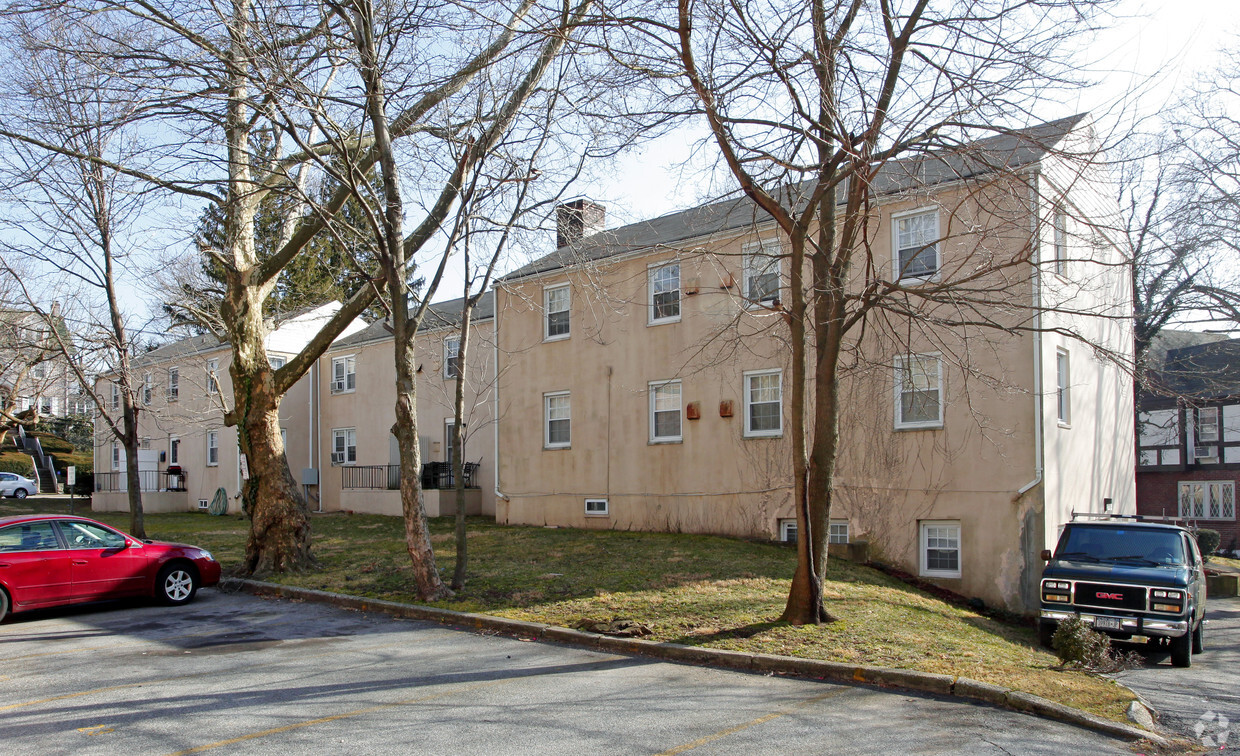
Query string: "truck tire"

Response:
xmin=1192 ymin=616 xmax=1205 ymax=654
xmin=1170 ymin=625 xmax=1192 ymax=668
xmin=1038 ymin=621 xmax=1056 ymax=649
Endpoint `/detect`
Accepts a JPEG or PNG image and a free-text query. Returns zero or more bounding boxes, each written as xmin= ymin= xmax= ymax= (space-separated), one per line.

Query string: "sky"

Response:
xmin=566 ymin=0 xmax=1239 ymax=236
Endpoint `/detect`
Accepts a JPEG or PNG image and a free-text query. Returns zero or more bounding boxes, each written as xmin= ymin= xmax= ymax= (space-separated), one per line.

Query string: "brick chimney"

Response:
xmin=556 ymin=199 xmax=605 ymax=249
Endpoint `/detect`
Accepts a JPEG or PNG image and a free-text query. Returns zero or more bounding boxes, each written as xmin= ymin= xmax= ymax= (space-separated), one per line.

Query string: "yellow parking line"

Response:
xmin=163 ymin=680 xmax=509 ymax=756
xmin=653 ymin=689 xmax=848 ymax=755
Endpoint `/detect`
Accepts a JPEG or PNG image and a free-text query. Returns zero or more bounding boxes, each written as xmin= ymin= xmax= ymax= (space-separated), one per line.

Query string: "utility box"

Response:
xmin=301 ymin=468 xmax=319 ymax=486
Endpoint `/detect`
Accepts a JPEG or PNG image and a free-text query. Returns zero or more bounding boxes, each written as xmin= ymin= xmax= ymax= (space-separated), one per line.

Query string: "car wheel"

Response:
xmin=1170 ymin=625 xmax=1193 ymax=668
xmin=14 ymin=488 xmax=26 ymax=500
xmin=1038 ymin=621 xmax=1056 ymax=649
xmin=1192 ymin=616 xmax=1205 ymax=654
xmin=0 ymin=588 xmax=8 ymax=623
xmin=156 ymin=563 xmax=199 ymax=606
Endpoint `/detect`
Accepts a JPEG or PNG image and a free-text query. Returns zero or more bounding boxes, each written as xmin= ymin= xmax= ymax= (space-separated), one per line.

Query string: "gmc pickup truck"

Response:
xmin=1039 ymin=516 xmax=1208 ymax=667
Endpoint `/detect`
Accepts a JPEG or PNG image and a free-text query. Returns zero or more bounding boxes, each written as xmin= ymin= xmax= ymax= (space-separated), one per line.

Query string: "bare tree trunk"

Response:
xmin=451 ymin=300 xmax=473 ymax=591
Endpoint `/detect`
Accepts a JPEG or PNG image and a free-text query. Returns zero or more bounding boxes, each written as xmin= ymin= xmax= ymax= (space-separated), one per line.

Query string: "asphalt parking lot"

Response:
xmin=1113 ymin=596 xmax=1240 ymax=753
xmin=0 ymin=589 xmax=1137 ymax=755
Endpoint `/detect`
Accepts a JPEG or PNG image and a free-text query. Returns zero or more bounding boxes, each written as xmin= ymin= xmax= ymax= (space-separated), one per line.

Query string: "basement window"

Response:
xmin=585 ymin=498 xmax=609 ymax=517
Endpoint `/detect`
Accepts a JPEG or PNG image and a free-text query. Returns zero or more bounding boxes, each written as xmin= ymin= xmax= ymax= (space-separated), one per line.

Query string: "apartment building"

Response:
xmin=1 ymin=305 xmax=89 ymax=420
xmin=92 ymin=297 xmax=497 ymax=517
xmin=493 ymin=116 xmax=1136 ymax=611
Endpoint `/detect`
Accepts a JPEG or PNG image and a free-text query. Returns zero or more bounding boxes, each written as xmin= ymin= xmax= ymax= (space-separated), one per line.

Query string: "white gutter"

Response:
xmin=493 ymin=295 xmax=508 ymax=504
xmin=1018 ymin=169 xmax=1044 ymax=497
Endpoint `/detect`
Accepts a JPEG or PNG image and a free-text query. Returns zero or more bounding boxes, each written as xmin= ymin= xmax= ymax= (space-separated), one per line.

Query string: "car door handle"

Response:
xmin=73 ymin=560 xmax=89 ymax=565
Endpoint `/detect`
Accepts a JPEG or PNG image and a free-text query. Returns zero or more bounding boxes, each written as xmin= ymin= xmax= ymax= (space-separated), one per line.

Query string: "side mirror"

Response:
xmin=1040 ymin=549 xmax=1053 ymax=562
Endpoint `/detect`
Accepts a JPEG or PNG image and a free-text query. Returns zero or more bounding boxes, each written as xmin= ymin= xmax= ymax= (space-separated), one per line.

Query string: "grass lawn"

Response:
xmin=1210 ymin=555 xmax=1240 ymax=570
xmin=1 ymin=499 xmax=1138 ymax=723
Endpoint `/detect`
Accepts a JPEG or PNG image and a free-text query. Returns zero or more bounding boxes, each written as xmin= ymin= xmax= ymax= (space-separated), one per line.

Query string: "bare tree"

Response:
xmin=602 ymin=0 xmax=1125 ymax=623
xmin=0 ymin=13 xmax=156 ymax=535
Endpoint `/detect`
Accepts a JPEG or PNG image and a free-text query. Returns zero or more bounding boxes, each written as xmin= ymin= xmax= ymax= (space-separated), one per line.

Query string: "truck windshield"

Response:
xmin=1057 ymin=527 xmax=1186 ymax=566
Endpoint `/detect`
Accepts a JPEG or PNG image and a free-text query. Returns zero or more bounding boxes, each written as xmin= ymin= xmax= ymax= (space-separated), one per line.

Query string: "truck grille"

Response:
xmin=1074 ymin=582 xmax=1145 ymax=611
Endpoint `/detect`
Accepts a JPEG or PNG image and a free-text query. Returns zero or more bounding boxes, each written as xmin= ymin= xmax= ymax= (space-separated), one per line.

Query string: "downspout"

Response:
xmin=1019 ymin=169 xmax=1044 ymax=497
xmin=493 ymin=307 xmax=508 ymax=507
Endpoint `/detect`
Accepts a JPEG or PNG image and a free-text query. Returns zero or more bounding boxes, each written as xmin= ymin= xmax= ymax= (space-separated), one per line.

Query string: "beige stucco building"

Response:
xmin=492 ymin=116 xmax=1136 ymax=612
xmin=92 ymin=299 xmax=496 ymax=517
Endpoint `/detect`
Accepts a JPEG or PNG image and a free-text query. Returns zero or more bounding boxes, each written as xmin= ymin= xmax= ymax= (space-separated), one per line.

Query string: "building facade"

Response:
xmin=493 ymin=116 xmax=1135 ymax=612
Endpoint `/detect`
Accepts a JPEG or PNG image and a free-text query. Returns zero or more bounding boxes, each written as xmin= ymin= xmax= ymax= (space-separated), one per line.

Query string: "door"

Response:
xmin=58 ymin=520 xmax=149 ymax=601
xmin=0 ymin=521 xmax=73 ymax=609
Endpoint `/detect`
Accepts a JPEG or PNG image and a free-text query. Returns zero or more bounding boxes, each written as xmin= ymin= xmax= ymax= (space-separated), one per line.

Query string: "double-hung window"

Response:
xmin=269 ymin=355 xmax=287 ymax=369
xmin=206 ymin=358 xmax=220 ymax=395
xmin=743 ymin=240 xmax=781 ymax=306
xmin=331 ymin=355 xmax=356 ymax=394
xmin=206 ymin=430 xmax=219 ymax=467
xmin=110 ymin=381 xmax=120 ymax=410
xmin=1052 ymin=205 xmax=1068 ymax=276
xmin=167 ymin=367 xmax=179 ymax=400
xmin=142 ymin=373 xmax=152 ymax=405
xmin=444 ymin=337 xmax=461 ymax=379
xmin=920 ymin=521 xmax=961 ymax=578
xmin=829 ymin=520 xmax=850 ymax=544
xmin=893 ymin=209 xmax=939 ymax=281
xmin=894 ymin=354 xmax=943 ymax=429
xmin=170 ymin=438 xmax=180 ymax=465
xmin=331 ymin=428 xmax=357 ymax=465
xmin=544 ymin=392 xmax=571 ymax=448
xmin=111 ymin=442 xmax=121 ymax=471
xmin=649 ymin=380 xmax=682 ymax=443
xmin=744 ymin=370 xmax=782 ymax=437
xmin=544 ymin=285 xmax=570 ymax=340
xmin=649 ymin=262 xmax=681 ymax=324
xmin=1056 ymin=349 xmax=1071 ymax=426
xmin=444 ymin=419 xmax=456 ymax=465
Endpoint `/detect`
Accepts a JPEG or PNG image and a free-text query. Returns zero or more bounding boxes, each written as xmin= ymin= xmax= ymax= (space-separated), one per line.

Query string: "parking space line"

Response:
xmin=653 ymin=688 xmax=848 ymax=755
xmin=162 ymin=679 xmax=510 ymax=756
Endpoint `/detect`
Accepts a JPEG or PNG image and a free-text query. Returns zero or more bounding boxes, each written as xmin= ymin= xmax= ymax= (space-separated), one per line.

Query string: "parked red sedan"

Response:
xmin=0 ymin=515 xmax=221 ymax=622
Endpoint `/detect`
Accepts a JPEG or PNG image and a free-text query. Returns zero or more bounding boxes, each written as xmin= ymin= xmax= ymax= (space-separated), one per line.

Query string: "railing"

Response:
xmin=94 ymin=470 xmax=187 ymax=493
xmin=340 ymin=465 xmax=401 ymax=491
xmin=341 ymin=462 xmax=479 ymax=491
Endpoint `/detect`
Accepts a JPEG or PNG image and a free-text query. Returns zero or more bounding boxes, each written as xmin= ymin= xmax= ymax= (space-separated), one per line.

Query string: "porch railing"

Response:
xmin=341 ymin=462 xmax=479 ymax=491
xmin=94 ymin=470 xmax=186 ymax=493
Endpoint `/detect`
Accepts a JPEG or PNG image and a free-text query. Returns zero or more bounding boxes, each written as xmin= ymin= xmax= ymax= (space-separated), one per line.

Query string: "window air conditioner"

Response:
xmin=331 ymin=380 xmax=346 ymax=393
xmin=1193 ymin=446 xmax=1217 ymax=460
xmin=330 ymin=451 xmax=345 ymax=464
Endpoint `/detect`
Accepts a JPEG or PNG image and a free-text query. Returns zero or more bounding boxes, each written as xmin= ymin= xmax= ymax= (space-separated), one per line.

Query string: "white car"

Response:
xmin=0 ymin=473 xmax=37 ymax=499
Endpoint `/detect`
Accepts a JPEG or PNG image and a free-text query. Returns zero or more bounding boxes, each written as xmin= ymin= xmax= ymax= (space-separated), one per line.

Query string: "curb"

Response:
xmin=219 ymin=578 xmax=1169 ymax=747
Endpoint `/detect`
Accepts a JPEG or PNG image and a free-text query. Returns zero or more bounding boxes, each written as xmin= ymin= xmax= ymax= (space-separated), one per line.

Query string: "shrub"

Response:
xmin=0 ymin=458 xmax=35 ymax=477
xmin=1195 ymin=529 xmax=1221 ymax=558
xmin=1051 ymin=615 xmax=1140 ymax=672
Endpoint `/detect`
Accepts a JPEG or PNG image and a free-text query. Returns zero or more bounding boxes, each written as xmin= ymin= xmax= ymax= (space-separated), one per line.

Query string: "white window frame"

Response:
xmin=648 ymin=261 xmax=681 ymax=325
xmin=170 ymin=437 xmax=180 ymax=465
xmin=31 ymin=363 xmax=46 ymax=381
xmin=111 ymin=442 xmax=120 ymax=471
xmin=894 ymin=354 xmax=944 ymax=430
xmin=142 ymin=373 xmax=153 ymax=406
xmin=829 ymin=520 xmax=850 ymax=544
xmin=39 ymin=396 xmax=55 ymax=415
xmin=269 ymin=354 xmax=287 ymax=369
xmin=779 ymin=519 xmax=797 ymax=543
xmin=1197 ymin=407 xmax=1220 ymax=443
xmin=1052 ymin=204 xmax=1068 ymax=277
xmin=743 ymin=369 xmax=783 ymax=438
xmin=1056 ymin=348 xmax=1071 ymax=427
xmin=331 ymin=355 xmax=356 ymax=394
xmin=743 ymin=239 xmax=781 ymax=306
xmin=1178 ymin=481 xmax=1236 ymax=521
xmin=206 ymin=358 xmax=220 ymax=395
xmin=167 ymin=367 xmax=179 ymax=401
xmin=544 ymin=284 xmax=571 ymax=341
xmin=111 ymin=381 xmax=120 ymax=410
xmin=892 ymin=207 xmax=940 ymax=282
xmin=206 ymin=430 xmax=219 ymax=467
xmin=444 ymin=419 xmax=456 ymax=465
xmin=331 ymin=427 xmax=357 ymax=465
xmin=920 ymin=520 xmax=961 ymax=578
xmin=544 ymin=391 xmax=571 ymax=449
xmin=444 ymin=336 xmax=461 ymax=379
xmin=649 ymin=380 xmax=683 ymax=443
xmin=585 ymin=498 xmax=609 ymax=517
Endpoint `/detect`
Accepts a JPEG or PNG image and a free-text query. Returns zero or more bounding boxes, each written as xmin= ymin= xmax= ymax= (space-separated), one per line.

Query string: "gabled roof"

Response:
xmin=1144 ymin=335 xmax=1240 ymax=402
xmin=330 ymin=291 xmax=495 ymax=350
xmin=502 ymin=114 xmax=1089 ymax=282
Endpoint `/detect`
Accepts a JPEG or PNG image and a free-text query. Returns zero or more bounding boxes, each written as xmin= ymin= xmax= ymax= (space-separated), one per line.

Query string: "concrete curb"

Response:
xmin=219 ymin=578 xmax=1169 ymax=747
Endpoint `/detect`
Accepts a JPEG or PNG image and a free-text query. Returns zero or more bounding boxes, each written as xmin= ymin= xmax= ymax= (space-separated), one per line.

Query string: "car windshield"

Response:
xmin=1057 ymin=526 xmax=1185 ymax=566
